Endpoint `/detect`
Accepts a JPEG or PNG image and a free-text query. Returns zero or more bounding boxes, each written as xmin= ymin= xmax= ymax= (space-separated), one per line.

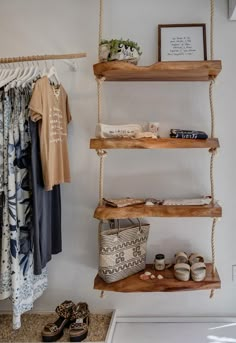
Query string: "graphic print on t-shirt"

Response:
xmin=49 ymin=106 xmax=67 ymax=144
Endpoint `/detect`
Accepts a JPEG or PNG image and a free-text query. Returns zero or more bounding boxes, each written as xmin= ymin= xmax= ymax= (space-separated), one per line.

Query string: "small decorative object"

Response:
xmin=170 ymin=129 xmax=208 ymax=139
xmin=158 ymin=24 xmax=207 ymax=62
xmin=155 ymin=254 xmax=165 ymax=271
xmin=96 ymin=123 xmax=143 ymax=138
xmin=148 ymin=122 xmax=160 ymax=137
xmin=144 ymin=271 xmax=152 ymax=276
xmin=145 ymin=198 xmax=162 ymax=206
xmin=103 ymin=197 xmax=145 ymax=208
xmin=99 ymin=39 xmax=142 ymax=64
xmin=157 ymin=274 xmax=164 ymax=280
xmin=150 ymin=274 xmax=156 ymax=280
xmin=99 ymin=219 xmax=150 ymax=283
xmin=162 ymin=196 xmax=211 ymax=206
xmin=135 ymin=132 xmax=157 ymax=139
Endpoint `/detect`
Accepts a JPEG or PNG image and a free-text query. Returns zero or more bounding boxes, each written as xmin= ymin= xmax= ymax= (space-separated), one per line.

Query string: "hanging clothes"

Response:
xmin=0 ymin=85 xmax=48 ymax=329
xmin=0 ymin=64 xmax=72 ymax=329
xmin=29 ymin=76 xmax=72 ymax=191
xmin=30 ymin=120 xmax=62 ymax=276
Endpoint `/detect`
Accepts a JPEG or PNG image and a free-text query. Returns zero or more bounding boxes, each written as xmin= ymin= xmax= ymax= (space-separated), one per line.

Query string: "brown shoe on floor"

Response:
xmin=69 ymin=303 xmax=90 ymax=342
xmin=42 ymin=300 xmax=75 ymax=342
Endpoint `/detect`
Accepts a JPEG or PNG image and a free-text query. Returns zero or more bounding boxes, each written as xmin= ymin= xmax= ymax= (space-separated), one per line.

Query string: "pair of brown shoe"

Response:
xmin=42 ymin=300 xmax=89 ymax=342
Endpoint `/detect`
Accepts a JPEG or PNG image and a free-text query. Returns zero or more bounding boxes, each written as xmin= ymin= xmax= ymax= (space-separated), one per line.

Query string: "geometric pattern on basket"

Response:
xmin=99 ymin=256 xmax=146 ymax=283
xmin=99 ymin=223 xmax=150 ymax=283
xmin=100 ymin=235 xmax=148 ymax=254
xmin=100 ymin=256 xmax=146 ymax=274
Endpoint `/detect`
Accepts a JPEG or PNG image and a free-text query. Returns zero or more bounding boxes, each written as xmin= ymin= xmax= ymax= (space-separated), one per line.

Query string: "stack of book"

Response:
xmin=170 ymin=129 xmax=208 ymax=139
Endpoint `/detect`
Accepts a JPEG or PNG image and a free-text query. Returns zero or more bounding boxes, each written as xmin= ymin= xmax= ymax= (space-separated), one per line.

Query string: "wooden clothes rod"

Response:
xmin=0 ymin=53 xmax=87 ymax=64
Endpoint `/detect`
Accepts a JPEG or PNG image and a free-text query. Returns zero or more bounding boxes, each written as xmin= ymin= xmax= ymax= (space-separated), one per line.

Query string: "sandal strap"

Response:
xmin=70 ymin=302 xmax=89 ymax=321
xmin=55 ymin=300 xmax=75 ymax=319
xmin=45 ymin=323 xmax=60 ymax=333
xmin=174 ymin=263 xmax=190 ymax=271
xmin=175 ymin=252 xmax=188 ymax=264
xmin=189 ymin=254 xmax=204 ymax=265
xmin=70 ymin=322 xmax=88 ymax=331
xmin=191 ymin=262 xmax=206 ymax=271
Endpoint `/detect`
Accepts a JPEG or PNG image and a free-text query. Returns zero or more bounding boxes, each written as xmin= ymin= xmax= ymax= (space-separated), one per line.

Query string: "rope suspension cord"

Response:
xmin=96 ymin=0 xmax=106 ymax=206
xmin=98 ymin=0 xmax=104 ymax=60
xmin=209 ymin=0 xmax=218 ymax=299
xmin=210 ymin=0 xmax=215 ymax=61
xmin=97 ymin=0 xmax=106 ymax=299
xmin=97 ymin=149 xmax=107 ymax=205
xmin=98 ymin=220 xmax=105 ymax=299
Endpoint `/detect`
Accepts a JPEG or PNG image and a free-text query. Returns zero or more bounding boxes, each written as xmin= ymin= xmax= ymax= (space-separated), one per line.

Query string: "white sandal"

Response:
xmin=189 ymin=254 xmax=206 ymax=282
xmin=189 ymin=253 xmax=204 ymax=265
xmin=191 ymin=262 xmax=206 ymax=282
xmin=175 ymin=252 xmax=188 ymax=264
xmin=174 ymin=263 xmax=190 ymax=281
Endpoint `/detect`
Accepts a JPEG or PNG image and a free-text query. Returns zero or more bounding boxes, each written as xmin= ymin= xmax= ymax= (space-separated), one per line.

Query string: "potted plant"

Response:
xmin=99 ymin=39 xmax=142 ymax=65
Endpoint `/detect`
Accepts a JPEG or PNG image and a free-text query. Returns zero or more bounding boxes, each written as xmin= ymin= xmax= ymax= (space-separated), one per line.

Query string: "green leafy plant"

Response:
xmin=100 ymin=38 xmax=142 ymax=56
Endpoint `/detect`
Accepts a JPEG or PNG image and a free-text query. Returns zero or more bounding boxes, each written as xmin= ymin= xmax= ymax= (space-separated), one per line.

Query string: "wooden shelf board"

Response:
xmin=90 ymin=138 xmax=219 ymax=150
xmin=94 ymin=264 xmax=220 ymax=293
xmin=94 ymin=203 xmax=222 ymax=219
xmin=93 ymin=60 xmax=222 ymax=82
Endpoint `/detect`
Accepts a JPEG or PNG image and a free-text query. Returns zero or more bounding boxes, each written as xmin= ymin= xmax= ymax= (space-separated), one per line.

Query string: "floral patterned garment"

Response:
xmin=0 ymin=86 xmax=48 ymax=329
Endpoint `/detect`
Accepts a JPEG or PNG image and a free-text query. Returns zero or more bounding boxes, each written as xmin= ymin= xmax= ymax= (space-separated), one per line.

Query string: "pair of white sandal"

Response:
xmin=174 ymin=252 xmax=206 ymax=282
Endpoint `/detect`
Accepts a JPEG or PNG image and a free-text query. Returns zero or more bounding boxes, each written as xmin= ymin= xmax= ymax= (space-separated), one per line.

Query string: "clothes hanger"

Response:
xmin=0 ymin=64 xmax=22 ymax=88
xmin=15 ymin=61 xmax=31 ymax=87
xmin=5 ymin=62 xmax=25 ymax=91
xmin=47 ymin=60 xmax=60 ymax=85
xmin=17 ymin=61 xmax=36 ymax=87
xmin=42 ymin=59 xmax=49 ymax=76
xmin=0 ymin=64 xmax=13 ymax=80
xmin=22 ymin=60 xmax=41 ymax=88
xmin=0 ymin=64 xmax=6 ymax=78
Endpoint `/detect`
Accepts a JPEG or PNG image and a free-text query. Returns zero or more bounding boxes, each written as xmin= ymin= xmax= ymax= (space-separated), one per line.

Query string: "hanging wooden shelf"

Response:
xmin=93 ymin=60 xmax=222 ymax=82
xmin=94 ymin=203 xmax=222 ymax=220
xmin=90 ymin=137 xmax=220 ymax=150
xmin=94 ymin=264 xmax=221 ymax=293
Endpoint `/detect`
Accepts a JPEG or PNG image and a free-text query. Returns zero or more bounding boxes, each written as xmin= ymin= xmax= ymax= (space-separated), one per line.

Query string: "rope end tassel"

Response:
xmin=210 ymin=289 xmax=215 ymax=299
xmin=100 ymin=290 xmax=105 ymax=298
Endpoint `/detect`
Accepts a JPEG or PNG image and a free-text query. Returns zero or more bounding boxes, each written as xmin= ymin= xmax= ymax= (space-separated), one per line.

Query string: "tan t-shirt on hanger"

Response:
xmin=29 ymin=76 xmax=72 ymax=191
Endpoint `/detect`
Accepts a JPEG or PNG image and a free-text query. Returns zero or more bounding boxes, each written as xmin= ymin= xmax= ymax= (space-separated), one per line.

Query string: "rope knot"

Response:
xmin=209 ymin=77 xmax=216 ymax=84
xmin=96 ymin=149 xmax=107 ymax=158
xmin=209 ymin=148 xmax=217 ymax=156
xmin=96 ymin=76 xmax=106 ymax=84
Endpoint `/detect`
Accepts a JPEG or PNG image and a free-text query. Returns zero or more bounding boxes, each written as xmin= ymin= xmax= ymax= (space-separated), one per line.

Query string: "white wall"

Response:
xmin=0 ymin=0 xmax=236 ymax=317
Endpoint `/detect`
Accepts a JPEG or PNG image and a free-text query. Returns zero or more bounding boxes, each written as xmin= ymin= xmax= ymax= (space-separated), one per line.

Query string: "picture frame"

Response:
xmin=158 ymin=24 xmax=207 ymax=62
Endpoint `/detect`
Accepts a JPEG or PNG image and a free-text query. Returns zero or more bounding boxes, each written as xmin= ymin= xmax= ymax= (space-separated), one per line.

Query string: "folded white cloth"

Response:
xmin=96 ymin=123 xmax=143 ymax=138
xmin=162 ymin=197 xmax=212 ymax=206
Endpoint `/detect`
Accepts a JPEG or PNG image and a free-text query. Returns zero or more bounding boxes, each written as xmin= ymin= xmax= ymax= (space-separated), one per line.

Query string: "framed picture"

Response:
xmin=158 ymin=24 xmax=207 ymax=62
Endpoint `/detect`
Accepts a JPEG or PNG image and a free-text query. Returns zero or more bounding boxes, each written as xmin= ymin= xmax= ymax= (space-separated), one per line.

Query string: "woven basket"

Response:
xmin=99 ymin=219 xmax=150 ymax=283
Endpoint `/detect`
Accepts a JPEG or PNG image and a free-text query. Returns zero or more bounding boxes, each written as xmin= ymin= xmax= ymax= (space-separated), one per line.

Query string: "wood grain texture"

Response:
xmin=94 ymin=264 xmax=221 ymax=293
xmin=94 ymin=203 xmax=222 ymax=219
xmin=90 ymin=138 xmax=220 ymax=150
xmin=93 ymin=60 xmax=222 ymax=81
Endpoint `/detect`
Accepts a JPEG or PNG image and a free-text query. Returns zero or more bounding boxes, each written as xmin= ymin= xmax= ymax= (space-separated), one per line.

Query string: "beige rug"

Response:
xmin=0 ymin=313 xmax=111 ymax=342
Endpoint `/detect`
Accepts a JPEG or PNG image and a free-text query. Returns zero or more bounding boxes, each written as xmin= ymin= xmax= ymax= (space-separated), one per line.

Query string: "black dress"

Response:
xmin=30 ymin=120 xmax=62 ymax=275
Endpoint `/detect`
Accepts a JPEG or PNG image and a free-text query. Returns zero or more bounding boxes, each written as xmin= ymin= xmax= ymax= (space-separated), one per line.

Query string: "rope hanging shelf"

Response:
xmin=93 ymin=0 xmax=221 ymax=297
